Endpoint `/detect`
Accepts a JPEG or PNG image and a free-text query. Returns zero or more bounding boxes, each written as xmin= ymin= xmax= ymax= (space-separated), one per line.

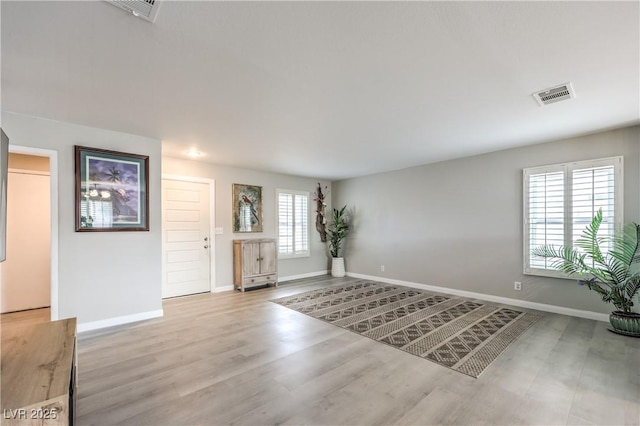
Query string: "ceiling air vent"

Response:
xmin=533 ymin=82 xmax=576 ymax=106
xmin=105 ymin=0 xmax=161 ymax=23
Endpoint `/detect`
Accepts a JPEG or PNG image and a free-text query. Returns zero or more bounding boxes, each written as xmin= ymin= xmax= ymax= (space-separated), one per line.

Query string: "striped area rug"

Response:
xmin=270 ymin=281 xmax=541 ymax=378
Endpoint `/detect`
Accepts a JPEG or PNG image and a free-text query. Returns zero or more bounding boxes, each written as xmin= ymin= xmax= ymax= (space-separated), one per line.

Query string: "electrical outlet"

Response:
xmin=380 ymin=265 xmax=385 ymax=272
xmin=514 ymin=281 xmax=522 ymax=291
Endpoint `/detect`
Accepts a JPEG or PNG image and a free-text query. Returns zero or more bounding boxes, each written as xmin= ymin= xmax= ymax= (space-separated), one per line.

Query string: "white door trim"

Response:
xmin=162 ymin=174 xmax=216 ymax=293
xmin=7 ymin=145 xmax=59 ymax=320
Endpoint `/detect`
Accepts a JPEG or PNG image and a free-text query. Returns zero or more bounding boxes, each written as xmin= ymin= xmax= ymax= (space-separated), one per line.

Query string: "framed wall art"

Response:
xmin=232 ymin=183 xmax=263 ymax=232
xmin=75 ymin=146 xmax=149 ymax=232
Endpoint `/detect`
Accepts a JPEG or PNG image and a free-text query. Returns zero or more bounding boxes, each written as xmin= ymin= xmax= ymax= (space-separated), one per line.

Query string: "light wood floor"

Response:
xmin=4 ymin=276 xmax=640 ymax=425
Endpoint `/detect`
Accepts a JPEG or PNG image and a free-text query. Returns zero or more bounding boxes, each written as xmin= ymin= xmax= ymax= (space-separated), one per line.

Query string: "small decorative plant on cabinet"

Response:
xmin=532 ymin=209 xmax=640 ymax=337
xmin=327 ymin=205 xmax=349 ymax=277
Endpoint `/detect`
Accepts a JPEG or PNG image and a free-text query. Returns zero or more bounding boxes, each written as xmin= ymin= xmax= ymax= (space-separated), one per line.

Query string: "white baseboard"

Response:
xmin=279 ymin=270 xmax=330 ymax=282
xmin=78 ymin=309 xmax=164 ymax=332
xmin=213 ymin=285 xmax=234 ymax=293
xmin=347 ymin=272 xmax=610 ymax=323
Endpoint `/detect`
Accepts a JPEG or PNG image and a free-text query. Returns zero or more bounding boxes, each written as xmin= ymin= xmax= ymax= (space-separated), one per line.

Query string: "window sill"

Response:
xmin=279 ymin=252 xmax=310 ymax=260
xmin=523 ymin=268 xmax=580 ymax=281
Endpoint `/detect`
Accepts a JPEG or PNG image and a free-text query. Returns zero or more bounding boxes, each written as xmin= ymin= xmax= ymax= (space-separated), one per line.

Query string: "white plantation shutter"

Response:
xmin=524 ymin=157 xmax=622 ymax=277
xmin=278 ymin=193 xmax=293 ymax=255
xmin=572 ymin=166 xmax=615 ymax=257
xmin=277 ymin=189 xmax=309 ymax=258
xmin=527 ymin=170 xmax=564 ymax=270
xmin=294 ymin=195 xmax=308 ymax=252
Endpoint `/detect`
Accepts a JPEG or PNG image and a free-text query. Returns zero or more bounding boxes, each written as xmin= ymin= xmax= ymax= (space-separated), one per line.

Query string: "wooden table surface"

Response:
xmin=1 ymin=317 xmax=76 ymax=411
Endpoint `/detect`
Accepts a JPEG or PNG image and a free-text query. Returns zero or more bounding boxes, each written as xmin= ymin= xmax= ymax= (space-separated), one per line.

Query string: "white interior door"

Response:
xmin=1 ymin=171 xmax=51 ymax=313
xmin=162 ymin=179 xmax=211 ymax=298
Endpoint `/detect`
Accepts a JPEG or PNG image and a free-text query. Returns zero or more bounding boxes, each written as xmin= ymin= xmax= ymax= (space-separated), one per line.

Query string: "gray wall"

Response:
xmin=163 ymin=157 xmax=332 ymax=288
xmin=1 ymin=112 xmax=163 ymax=324
xmin=333 ymin=125 xmax=640 ymax=315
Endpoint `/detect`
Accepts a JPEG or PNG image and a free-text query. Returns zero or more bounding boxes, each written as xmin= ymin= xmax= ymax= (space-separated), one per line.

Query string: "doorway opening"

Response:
xmin=1 ymin=153 xmax=50 ymax=313
xmin=1 ymin=146 xmax=59 ymax=319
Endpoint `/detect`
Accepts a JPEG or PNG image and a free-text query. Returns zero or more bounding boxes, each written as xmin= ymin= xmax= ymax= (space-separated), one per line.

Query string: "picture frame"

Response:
xmin=75 ymin=146 xmax=149 ymax=232
xmin=232 ymin=183 xmax=263 ymax=233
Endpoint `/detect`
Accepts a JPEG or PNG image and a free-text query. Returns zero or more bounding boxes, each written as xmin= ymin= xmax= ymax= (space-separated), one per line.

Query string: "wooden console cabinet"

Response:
xmin=1 ymin=318 xmax=77 ymax=426
xmin=233 ymin=238 xmax=278 ymax=292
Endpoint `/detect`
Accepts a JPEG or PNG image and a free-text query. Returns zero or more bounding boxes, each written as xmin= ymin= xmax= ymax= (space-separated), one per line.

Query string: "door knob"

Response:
xmin=204 ymin=237 xmax=209 ymax=241
xmin=204 ymin=245 xmax=209 ymax=249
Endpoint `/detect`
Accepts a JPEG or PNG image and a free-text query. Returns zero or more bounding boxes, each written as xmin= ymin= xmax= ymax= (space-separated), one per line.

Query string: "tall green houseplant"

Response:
xmin=532 ymin=209 xmax=640 ymax=336
xmin=327 ymin=205 xmax=349 ymax=258
xmin=327 ymin=205 xmax=349 ymax=277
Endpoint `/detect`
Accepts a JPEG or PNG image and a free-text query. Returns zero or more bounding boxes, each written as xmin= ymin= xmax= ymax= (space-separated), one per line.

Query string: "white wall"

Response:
xmin=1 ymin=112 xmax=163 ymax=326
xmin=333 ymin=125 xmax=640 ymax=315
xmin=163 ymin=157 xmax=332 ymax=288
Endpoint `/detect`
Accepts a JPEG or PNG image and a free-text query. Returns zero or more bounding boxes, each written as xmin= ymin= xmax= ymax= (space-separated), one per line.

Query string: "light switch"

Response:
xmin=215 ymin=227 xmax=224 ymax=235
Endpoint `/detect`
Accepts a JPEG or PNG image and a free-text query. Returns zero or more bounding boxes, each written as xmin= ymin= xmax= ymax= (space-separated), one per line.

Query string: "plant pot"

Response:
xmin=609 ymin=311 xmax=640 ymax=337
xmin=331 ymin=257 xmax=346 ymax=277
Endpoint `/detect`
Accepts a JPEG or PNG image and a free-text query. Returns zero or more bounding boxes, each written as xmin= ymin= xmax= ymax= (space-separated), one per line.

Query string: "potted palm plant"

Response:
xmin=532 ymin=209 xmax=640 ymax=336
xmin=327 ymin=205 xmax=349 ymax=277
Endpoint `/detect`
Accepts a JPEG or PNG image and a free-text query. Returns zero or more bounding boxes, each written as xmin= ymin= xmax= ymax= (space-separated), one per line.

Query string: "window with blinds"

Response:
xmin=277 ymin=189 xmax=309 ymax=258
xmin=523 ymin=156 xmax=623 ymax=277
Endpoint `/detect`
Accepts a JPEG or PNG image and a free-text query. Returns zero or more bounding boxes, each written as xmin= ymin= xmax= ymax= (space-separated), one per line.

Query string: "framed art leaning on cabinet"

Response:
xmin=232 ymin=183 xmax=263 ymax=233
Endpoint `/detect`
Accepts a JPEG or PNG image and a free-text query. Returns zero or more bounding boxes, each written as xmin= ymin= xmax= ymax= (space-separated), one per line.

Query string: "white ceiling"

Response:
xmin=2 ymin=1 xmax=639 ymax=180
